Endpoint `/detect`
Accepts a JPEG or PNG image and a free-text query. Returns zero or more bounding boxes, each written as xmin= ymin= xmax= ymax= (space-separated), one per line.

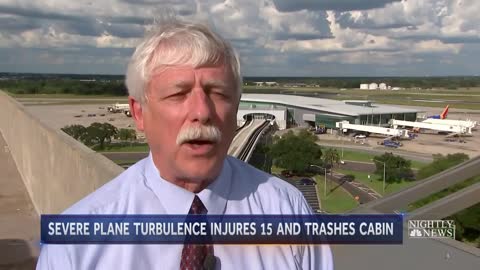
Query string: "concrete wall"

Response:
xmin=0 ymin=91 xmax=124 ymax=214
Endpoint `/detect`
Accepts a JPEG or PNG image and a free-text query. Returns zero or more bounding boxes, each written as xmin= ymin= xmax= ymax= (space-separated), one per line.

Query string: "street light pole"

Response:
xmin=383 ymin=161 xmax=386 ymax=195
xmin=324 ymin=167 xmax=327 ymax=197
xmin=372 ymin=159 xmax=386 ymax=195
xmin=310 ymin=164 xmax=327 ymax=198
xmin=341 ymin=131 xmax=344 ymax=159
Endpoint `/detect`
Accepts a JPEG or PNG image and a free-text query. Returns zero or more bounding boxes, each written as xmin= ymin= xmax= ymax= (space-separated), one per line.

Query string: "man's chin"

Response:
xmin=178 ymin=161 xmax=223 ymax=184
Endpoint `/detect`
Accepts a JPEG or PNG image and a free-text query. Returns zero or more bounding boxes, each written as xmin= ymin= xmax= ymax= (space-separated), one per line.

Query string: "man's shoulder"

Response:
xmin=63 ymin=158 xmax=148 ymax=215
xmin=227 ymin=156 xmax=301 ymax=194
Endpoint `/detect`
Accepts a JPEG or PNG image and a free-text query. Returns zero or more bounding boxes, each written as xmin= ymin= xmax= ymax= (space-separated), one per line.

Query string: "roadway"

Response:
xmin=327 ymin=173 xmax=378 ymax=204
xmin=356 ymin=156 xmax=480 ymax=214
xmin=236 ymin=120 xmax=270 ymax=161
xmin=228 ymin=119 xmax=266 ymax=158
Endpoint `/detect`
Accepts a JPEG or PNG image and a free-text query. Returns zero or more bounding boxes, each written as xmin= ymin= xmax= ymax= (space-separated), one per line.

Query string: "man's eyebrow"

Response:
xmin=203 ymin=79 xmax=228 ymax=88
xmin=171 ymin=80 xmax=193 ymax=89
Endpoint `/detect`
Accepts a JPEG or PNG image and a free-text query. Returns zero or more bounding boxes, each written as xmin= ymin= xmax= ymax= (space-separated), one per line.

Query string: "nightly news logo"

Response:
xmin=408 ymin=220 xmax=455 ymax=239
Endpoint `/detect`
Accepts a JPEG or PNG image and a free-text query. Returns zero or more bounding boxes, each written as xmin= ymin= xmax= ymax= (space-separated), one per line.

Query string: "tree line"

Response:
xmin=244 ymin=77 xmax=480 ymax=89
xmin=61 ymin=123 xmax=136 ymax=150
xmin=2 ymin=76 xmax=480 ymax=96
xmin=0 ymin=79 xmax=128 ymax=96
xmin=245 ymin=76 xmax=480 ymax=89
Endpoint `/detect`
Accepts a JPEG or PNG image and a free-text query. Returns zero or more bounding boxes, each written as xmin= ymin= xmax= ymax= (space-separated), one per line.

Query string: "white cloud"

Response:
xmin=317 ymin=51 xmax=406 ymax=65
xmin=0 ymin=0 xmax=478 ymax=75
xmin=412 ymin=40 xmax=461 ymax=54
xmin=338 ymin=0 xmax=480 ymax=43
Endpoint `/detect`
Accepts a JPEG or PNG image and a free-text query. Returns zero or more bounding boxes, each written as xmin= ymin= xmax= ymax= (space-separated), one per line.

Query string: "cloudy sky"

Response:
xmin=0 ymin=0 xmax=479 ymax=76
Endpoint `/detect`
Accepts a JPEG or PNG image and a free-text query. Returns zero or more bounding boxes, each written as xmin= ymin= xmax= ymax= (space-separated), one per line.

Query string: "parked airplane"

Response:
xmin=427 ymin=105 xmax=449 ymax=119
xmin=421 ymin=105 xmax=477 ymax=129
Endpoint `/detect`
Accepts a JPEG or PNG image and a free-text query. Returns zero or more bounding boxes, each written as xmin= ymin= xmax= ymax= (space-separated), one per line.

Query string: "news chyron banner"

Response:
xmin=41 ymin=214 xmax=403 ymax=245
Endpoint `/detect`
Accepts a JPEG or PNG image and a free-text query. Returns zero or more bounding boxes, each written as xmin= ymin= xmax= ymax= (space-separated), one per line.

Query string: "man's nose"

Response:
xmin=188 ymin=88 xmax=213 ymax=124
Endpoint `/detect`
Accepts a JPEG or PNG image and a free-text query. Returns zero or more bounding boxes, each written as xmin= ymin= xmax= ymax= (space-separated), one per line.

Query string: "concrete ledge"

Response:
xmin=0 ymin=91 xmax=124 ymax=214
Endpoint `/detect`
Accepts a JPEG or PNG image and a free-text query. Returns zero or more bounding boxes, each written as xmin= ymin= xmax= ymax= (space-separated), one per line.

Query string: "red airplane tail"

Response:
xmin=440 ymin=105 xmax=449 ymax=119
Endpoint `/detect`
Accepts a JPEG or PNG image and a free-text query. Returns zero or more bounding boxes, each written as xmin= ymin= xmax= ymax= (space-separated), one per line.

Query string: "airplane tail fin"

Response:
xmin=440 ymin=105 xmax=449 ymax=119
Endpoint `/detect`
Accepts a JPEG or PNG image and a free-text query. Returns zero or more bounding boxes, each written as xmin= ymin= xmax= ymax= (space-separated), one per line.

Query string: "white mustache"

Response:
xmin=176 ymin=125 xmax=222 ymax=145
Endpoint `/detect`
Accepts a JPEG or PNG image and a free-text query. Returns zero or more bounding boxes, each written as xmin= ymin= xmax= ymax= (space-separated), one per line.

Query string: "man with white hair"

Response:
xmin=37 ymin=17 xmax=333 ymax=270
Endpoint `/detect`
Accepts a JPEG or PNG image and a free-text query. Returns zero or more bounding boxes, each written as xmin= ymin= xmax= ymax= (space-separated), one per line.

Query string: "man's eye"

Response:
xmin=166 ymin=92 xmax=187 ymax=100
xmin=210 ymin=89 xmax=230 ymax=99
xmin=212 ymin=91 xmax=225 ymax=97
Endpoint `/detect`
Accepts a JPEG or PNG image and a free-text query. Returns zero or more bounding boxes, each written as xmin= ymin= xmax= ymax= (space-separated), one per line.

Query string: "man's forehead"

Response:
xmin=149 ymin=64 xmax=232 ymax=83
xmin=151 ymin=63 xmax=228 ymax=74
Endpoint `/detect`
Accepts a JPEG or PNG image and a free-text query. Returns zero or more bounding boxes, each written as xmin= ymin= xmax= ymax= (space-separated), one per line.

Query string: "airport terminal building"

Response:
xmin=238 ymin=94 xmax=421 ymax=130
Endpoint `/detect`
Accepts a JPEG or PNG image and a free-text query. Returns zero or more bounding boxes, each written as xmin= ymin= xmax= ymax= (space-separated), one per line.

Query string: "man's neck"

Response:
xmin=151 ymin=155 xmax=219 ymax=193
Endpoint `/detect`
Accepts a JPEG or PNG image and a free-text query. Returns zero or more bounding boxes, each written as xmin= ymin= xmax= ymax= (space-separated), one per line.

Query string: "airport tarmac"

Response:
xmin=22 ymin=102 xmax=480 ymax=159
xmin=23 ymin=104 xmax=138 ymax=134
xmin=320 ymin=131 xmax=480 ymax=158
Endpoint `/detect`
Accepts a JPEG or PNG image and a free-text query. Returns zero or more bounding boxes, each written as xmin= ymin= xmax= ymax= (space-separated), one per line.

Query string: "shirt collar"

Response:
xmin=144 ymin=152 xmax=232 ymax=215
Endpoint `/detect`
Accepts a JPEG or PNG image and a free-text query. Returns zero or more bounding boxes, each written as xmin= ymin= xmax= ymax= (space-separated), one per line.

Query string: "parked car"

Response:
xmin=314 ymin=128 xmax=326 ymax=134
xmin=382 ymin=140 xmax=402 ymax=148
xmin=299 ymin=178 xmax=316 ymax=185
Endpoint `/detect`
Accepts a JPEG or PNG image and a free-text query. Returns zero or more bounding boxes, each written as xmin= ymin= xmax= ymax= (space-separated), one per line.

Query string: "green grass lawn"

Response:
xmin=271 ymin=165 xmax=285 ymax=174
xmin=313 ymin=175 xmax=359 ymax=213
xmin=338 ymin=148 xmax=376 ymax=163
xmin=101 ymin=143 xmax=149 ymax=152
xmin=337 ymin=168 xmax=418 ymax=196
xmin=409 ymin=160 xmax=427 ymax=170
xmin=330 ymin=147 xmax=427 ymax=169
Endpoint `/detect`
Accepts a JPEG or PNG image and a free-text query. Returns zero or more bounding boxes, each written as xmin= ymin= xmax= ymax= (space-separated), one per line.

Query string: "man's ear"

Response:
xmin=128 ymin=96 xmax=145 ymax=131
